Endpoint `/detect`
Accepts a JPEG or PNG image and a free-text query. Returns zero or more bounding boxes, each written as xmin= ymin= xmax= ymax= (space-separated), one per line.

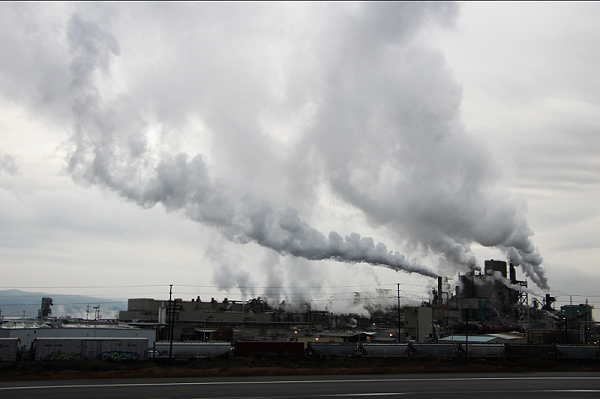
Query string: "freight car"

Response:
xmin=504 ymin=344 xmax=558 ymax=359
xmin=307 ymin=342 xmax=360 ymax=356
xmin=462 ymin=344 xmax=506 ymax=358
xmin=358 ymin=342 xmax=598 ymax=360
xmin=362 ymin=343 xmax=409 ymax=356
xmin=32 ymin=337 xmax=148 ymax=361
xmin=153 ymin=341 xmax=232 ymax=359
xmin=409 ymin=343 xmax=458 ymax=357
xmin=236 ymin=341 xmax=305 ymax=356
xmin=555 ymin=344 xmax=600 ymax=359
xmin=0 ymin=338 xmax=20 ymax=362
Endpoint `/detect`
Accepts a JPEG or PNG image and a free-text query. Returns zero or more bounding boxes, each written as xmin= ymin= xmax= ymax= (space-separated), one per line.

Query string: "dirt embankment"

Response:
xmin=1 ymin=356 xmax=599 ymax=381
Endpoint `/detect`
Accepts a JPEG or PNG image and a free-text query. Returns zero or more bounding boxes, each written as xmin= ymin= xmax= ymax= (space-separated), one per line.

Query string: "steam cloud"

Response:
xmin=1 ymin=3 xmax=548 ymax=290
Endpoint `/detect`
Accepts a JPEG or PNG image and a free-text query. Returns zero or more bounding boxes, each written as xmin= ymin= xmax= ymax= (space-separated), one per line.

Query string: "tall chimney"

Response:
xmin=437 ymin=277 xmax=443 ymax=305
xmin=509 ymin=262 xmax=516 ymax=284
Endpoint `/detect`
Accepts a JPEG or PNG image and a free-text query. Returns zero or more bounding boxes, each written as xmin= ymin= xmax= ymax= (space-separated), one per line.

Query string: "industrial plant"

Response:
xmin=112 ymin=259 xmax=596 ymax=345
xmin=1 ymin=259 xmax=598 ymax=362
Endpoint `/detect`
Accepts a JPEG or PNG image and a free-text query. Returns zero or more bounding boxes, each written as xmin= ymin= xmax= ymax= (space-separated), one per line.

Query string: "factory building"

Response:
xmin=0 ymin=298 xmax=157 ymax=352
xmin=8 ymin=260 xmax=595 ymax=347
xmin=0 ymin=321 xmax=157 ymax=352
xmin=453 ymin=259 xmax=529 ymax=324
xmin=430 ymin=259 xmax=549 ymax=341
xmin=427 ymin=259 xmax=599 ymax=344
xmin=560 ymin=303 xmax=595 ymax=344
xmin=114 ymin=260 xmax=598 ymax=344
xmin=118 ymin=296 xmax=357 ymax=342
xmin=403 ymin=306 xmax=434 ymax=343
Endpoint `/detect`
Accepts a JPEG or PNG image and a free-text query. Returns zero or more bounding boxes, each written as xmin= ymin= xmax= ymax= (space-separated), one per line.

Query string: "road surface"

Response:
xmin=1 ymin=372 xmax=599 ymax=398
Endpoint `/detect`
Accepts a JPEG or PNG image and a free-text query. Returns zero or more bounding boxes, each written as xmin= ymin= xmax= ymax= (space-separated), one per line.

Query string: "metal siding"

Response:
xmin=362 ymin=344 xmax=409 ymax=356
xmin=153 ymin=342 xmax=232 ymax=358
xmin=308 ymin=343 xmax=359 ymax=356
xmin=0 ymin=338 xmax=20 ymax=361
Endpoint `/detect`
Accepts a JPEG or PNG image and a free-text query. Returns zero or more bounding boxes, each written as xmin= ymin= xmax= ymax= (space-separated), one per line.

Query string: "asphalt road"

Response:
xmin=1 ymin=372 xmax=599 ymax=399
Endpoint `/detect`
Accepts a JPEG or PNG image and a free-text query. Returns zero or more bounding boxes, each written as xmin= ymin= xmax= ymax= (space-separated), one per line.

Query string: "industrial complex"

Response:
xmin=1 ymin=259 xmax=598 ymax=361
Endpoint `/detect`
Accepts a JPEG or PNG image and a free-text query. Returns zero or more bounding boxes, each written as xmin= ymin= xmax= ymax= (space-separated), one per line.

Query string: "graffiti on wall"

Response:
xmin=97 ymin=351 xmax=142 ymax=361
xmin=43 ymin=352 xmax=86 ymax=361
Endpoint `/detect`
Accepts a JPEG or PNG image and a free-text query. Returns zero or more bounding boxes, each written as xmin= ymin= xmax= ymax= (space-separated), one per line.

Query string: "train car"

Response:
xmin=504 ymin=344 xmax=557 ymax=359
xmin=361 ymin=343 xmax=409 ymax=357
xmin=0 ymin=338 xmax=20 ymax=362
xmin=153 ymin=342 xmax=232 ymax=359
xmin=236 ymin=341 xmax=305 ymax=356
xmin=307 ymin=343 xmax=360 ymax=357
xmin=33 ymin=337 xmax=148 ymax=361
xmin=555 ymin=345 xmax=600 ymax=359
xmin=462 ymin=344 xmax=506 ymax=358
xmin=409 ymin=343 xmax=458 ymax=357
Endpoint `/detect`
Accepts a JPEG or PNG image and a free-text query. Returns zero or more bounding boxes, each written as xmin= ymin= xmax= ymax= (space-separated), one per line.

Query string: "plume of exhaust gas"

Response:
xmin=16 ymin=4 xmax=547 ymax=289
xmin=63 ymin=13 xmax=439 ymax=280
xmin=488 ymin=270 xmax=546 ymax=298
xmin=502 ymin=232 xmax=547 ymax=291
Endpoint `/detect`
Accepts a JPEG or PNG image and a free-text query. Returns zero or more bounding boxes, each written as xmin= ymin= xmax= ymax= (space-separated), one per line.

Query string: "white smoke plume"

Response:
xmin=62 ymin=9 xmax=441 ymax=280
xmin=0 ymin=3 xmax=548 ymax=290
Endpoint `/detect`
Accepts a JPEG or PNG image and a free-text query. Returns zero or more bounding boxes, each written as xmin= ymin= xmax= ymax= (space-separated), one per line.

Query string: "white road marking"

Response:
xmin=1 ymin=376 xmax=599 ymax=391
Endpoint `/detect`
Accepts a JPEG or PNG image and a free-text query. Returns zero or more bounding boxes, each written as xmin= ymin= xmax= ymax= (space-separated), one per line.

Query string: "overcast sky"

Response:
xmin=0 ymin=2 xmax=598 ymax=316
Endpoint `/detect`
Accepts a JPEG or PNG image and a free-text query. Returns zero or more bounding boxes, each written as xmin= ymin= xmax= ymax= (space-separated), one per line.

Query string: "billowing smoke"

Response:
xmin=1 ymin=3 xmax=548 ymax=290
xmin=63 ymin=8 xmax=441 ymax=280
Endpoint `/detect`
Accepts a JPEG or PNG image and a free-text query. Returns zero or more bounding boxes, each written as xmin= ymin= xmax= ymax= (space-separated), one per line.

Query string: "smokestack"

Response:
xmin=509 ymin=262 xmax=516 ymax=284
xmin=437 ymin=277 xmax=443 ymax=305
xmin=38 ymin=297 xmax=53 ymax=318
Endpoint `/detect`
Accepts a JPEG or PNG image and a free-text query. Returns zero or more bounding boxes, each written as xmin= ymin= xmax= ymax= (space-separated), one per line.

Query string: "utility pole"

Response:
xmin=465 ymin=308 xmax=469 ymax=358
xmin=168 ymin=284 xmax=174 ymax=367
xmin=397 ymin=283 xmax=401 ymax=343
xmin=93 ymin=306 xmax=100 ymax=337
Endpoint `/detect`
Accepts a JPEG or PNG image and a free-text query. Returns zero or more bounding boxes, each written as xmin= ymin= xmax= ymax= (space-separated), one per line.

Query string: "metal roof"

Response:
xmin=439 ymin=335 xmax=496 ymax=343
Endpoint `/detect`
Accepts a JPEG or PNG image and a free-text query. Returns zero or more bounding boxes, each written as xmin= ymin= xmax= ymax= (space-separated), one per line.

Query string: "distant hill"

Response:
xmin=0 ymin=289 xmax=127 ymax=319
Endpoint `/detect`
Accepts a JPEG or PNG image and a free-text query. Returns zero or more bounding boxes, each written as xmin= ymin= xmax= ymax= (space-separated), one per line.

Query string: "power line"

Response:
xmin=0 ymin=285 xmax=167 ymax=290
